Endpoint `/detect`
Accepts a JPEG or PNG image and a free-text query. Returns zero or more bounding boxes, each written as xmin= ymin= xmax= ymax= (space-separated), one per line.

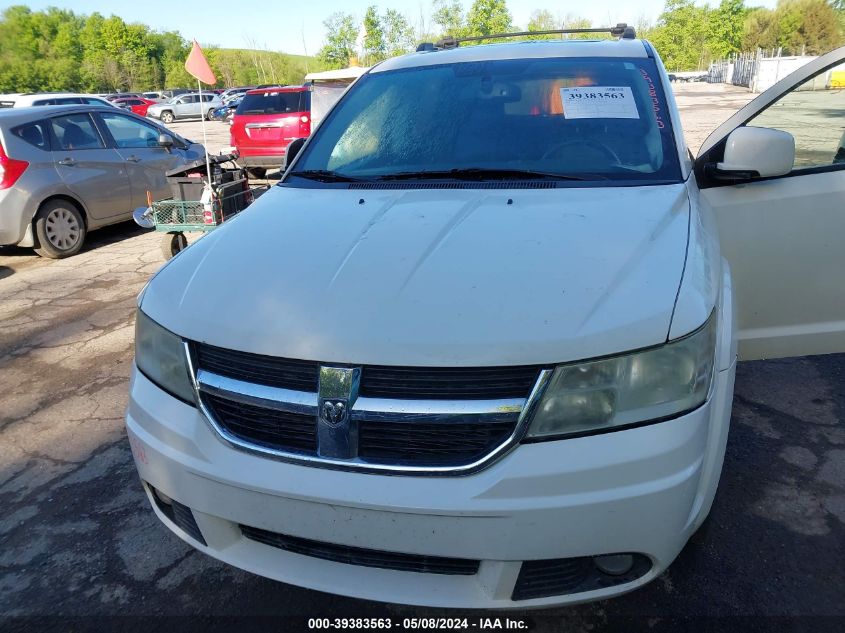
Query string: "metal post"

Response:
xmin=197 ymin=78 xmax=213 ymax=190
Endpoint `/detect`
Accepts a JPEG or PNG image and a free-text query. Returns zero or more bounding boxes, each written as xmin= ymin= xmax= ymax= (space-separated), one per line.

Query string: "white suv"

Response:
xmin=126 ymin=31 xmax=845 ymax=608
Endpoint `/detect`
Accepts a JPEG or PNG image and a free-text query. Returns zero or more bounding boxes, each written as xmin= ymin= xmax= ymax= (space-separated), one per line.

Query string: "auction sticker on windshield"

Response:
xmin=560 ymin=86 xmax=639 ymax=119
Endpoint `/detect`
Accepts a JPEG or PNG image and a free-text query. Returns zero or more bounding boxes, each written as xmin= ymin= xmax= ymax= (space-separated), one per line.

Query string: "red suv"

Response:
xmin=230 ymin=86 xmax=311 ymax=177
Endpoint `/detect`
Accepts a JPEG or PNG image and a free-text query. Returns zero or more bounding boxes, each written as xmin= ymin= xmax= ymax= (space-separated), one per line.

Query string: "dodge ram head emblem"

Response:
xmin=320 ymin=400 xmax=347 ymax=426
xmin=317 ymin=366 xmax=361 ymax=459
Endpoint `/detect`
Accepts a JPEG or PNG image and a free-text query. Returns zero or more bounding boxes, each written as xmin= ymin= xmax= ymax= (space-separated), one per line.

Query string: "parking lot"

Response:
xmin=1 ymin=83 xmax=844 ymax=632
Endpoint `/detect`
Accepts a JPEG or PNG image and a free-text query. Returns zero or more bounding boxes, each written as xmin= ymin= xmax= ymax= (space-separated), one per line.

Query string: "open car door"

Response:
xmin=695 ymin=46 xmax=845 ymax=361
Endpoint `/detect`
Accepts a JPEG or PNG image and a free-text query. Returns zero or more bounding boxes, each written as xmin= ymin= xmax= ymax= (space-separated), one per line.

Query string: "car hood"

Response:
xmin=142 ymin=184 xmax=690 ymax=366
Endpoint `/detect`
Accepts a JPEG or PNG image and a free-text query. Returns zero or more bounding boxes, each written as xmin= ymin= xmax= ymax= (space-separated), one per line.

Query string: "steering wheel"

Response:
xmin=541 ymin=139 xmax=622 ymax=165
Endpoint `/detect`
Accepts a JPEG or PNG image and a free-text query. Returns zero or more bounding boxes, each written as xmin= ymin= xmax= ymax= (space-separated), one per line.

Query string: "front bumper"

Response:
xmin=126 ymin=361 xmax=735 ymax=608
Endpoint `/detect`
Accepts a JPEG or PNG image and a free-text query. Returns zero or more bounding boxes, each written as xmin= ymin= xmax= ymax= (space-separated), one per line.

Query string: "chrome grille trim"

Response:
xmin=198 ymin=370 xmax=318 ymax=416
xmin=351 ymin=397 xmax=523 ymax=424
xmin=185 ymin=341 xmax=554 ymax=476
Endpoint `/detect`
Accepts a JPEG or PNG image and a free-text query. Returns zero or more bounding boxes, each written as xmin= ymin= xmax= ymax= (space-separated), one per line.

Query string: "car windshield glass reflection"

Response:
xmin=292 ymin=57 xmax=681 ymax=184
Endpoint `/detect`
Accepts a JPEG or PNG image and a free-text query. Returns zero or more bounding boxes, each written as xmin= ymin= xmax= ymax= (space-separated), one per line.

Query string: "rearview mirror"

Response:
xmin=158 ymin=133 xmax=174 ymax=152
xmin=285 ymin=137 xmax=307 ymax=171
xmin=717 ymin=126 xmax=795 ymax=178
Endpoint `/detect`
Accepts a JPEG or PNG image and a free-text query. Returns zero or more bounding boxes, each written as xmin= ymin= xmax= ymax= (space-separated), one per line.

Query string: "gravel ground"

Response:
xmin=1 ymin=83 xmax=843 ymax=633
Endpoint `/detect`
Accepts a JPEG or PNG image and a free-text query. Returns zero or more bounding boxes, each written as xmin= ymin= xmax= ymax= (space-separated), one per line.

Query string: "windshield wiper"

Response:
xmin=375 ymin=168 xmax=599 ymax=182
xmin=289 ymin=169 xmax=368 ymax=183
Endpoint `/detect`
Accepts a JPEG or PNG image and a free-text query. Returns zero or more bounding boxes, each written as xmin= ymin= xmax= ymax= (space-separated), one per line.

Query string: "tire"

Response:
xmin=161 ymin=232 xmax=188 ymax=260
xmin=160 ymin=111 xmax=174 ymax=124
xmin=246 ymin=167 xmax=266 ymax=179
xmin=33 ymin=199 xmax=86 ymax=259
xmin=206 ymin=109 xmax=216 ymax=121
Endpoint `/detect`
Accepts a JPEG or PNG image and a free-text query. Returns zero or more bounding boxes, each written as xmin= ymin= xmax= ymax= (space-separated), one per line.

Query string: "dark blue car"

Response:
xmin=212 ymin=96 xmax=243 ymax=122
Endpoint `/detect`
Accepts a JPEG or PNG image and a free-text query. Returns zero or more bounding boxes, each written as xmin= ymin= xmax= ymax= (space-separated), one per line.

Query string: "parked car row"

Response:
xmin=0 ymin=83 xmax=316 ymax=255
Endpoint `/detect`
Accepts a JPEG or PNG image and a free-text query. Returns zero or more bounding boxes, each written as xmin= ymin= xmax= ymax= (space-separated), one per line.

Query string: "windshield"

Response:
xmin=290 ymin=57 xmax=681 ymax=185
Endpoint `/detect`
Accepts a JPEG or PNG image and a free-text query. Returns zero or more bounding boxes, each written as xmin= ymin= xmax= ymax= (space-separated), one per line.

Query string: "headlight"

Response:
xmin=526 ymin=312 xmax=716 ymax=440
xmin=135 ymin=310 xmax=195 ymax=404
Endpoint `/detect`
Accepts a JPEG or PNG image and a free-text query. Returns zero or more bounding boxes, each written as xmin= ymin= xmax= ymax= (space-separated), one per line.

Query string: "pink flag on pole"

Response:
xmin=184 ymin=40 xmax=217 ymax=85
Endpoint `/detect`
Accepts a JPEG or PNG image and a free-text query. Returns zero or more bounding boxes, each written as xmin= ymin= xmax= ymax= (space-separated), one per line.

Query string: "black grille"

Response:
xmin=512 ymin=557 xmax=592 ymax=600
xmin=193 ymin=341 xmax=543 ymax=401
xmin=359 ymin=420 xmax=514 ymax=465
xmin=359 ymin=365 xmax=541 ymax=400
xmin=203 ymin=394 xmax=317 ymax=453
xmin=148 ymin=484 xmax=206 ymax=546
xmin=194 ymin=342 xmax=319 ymax=391
xmin=204 ymin=393 xmax=514 ymax=466
xmin=512 ymin=554 xmax=652 ymax=601
xmin=240 ymin=524 xmax=479 ymax=575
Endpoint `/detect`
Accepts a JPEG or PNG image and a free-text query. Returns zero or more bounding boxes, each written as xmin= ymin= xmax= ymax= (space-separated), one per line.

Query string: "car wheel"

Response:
xmin=206 ymin=109 xmax=216 ymax=121
xmin=33 ymin=199 xmax=86 ymax=259
xmin=246 ymin=167 xmax=266 ymax=179
xmin=161 ymin=111 xmax=174 ymax=124
xmin=161 ymin=232 xmax=188 ymax=260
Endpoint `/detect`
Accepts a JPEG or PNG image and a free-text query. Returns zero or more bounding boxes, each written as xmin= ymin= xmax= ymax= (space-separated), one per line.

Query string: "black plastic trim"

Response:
xmin=512 ymin=553 xmax=651 ymax=600
xmin=147 ymin=484 xmax=207 ymax=546
xmin=240 ymin=524 xmax=480 ymax=575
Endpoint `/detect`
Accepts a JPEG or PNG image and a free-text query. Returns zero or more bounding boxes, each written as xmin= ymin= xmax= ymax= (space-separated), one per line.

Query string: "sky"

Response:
xmin=1 ymin=0 xmax=779 ymax=56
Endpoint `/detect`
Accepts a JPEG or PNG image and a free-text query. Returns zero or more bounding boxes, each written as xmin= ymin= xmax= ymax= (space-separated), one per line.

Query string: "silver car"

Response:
xmin=0 ymin=105 xmax=205 ymax=258
xmin=146 ymin=93 xmax=223 ymax=123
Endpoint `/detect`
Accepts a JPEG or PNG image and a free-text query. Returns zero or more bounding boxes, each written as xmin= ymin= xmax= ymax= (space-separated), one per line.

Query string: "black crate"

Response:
xmin=217 ymin=178 xmax=251 ymax=219
xmin=167 ymin=177 xmax=206 ymax=202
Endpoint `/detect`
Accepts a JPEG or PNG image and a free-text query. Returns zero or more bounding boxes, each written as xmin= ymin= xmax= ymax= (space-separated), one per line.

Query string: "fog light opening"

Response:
xmin=150 ymin=485 xmax=172 ymax=506
xmin=594 ymin=553 xmax=634 ymax=576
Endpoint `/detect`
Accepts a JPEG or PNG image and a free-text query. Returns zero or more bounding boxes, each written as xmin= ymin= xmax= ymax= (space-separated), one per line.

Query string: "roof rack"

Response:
xmin=418 ymin=24 xmax=636 ymax=52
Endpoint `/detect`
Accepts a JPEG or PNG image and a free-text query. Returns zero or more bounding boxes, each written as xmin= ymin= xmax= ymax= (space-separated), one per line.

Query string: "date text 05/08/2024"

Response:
xmin=307 ymin=618 xmax=530 ymax=630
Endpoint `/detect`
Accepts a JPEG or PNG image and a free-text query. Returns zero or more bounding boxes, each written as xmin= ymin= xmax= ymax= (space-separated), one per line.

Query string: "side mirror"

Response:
xmin=716 ymin=126 xmax=795 ymax=178
xmin=132 ymin=206 xmax=155 ymax=229
xmin=285 ymin=137 xmax=307 ymax=170
xmin=159 ymin=133 xmax=174 ymax=152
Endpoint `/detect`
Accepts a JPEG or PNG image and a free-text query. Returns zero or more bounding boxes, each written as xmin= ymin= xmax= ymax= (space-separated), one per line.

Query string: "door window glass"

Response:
xmin=50 ymin=114 xmax=105 ymax=150
xmin=748 ymin=73 xmax=845 ymax=169
xmin=99 ymin=112 xmax=160 ymax=148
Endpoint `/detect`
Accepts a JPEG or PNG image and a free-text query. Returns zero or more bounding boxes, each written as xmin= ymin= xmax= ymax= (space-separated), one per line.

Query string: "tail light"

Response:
xmin=0 ymin=142 xmax=29 ymax=190
xmin=298 ymin=114 xmax=310 ymax=138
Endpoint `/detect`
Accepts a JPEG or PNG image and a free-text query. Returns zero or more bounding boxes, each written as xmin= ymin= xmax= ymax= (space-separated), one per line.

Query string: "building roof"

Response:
xmin=305 ymin=67 xmax=370 ymax=82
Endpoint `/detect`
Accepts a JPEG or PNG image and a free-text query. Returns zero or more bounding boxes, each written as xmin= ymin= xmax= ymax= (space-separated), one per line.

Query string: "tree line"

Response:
xmin=646 ymin=0 xmax=844 ymax=70
xmin=319 ymin=0 xmax=845 ymax=71
xmin=1 ymin=0 xmax=843 ymax=94
xmin=0 ymin=5 xmax=319 ymax=93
